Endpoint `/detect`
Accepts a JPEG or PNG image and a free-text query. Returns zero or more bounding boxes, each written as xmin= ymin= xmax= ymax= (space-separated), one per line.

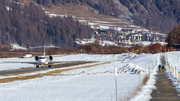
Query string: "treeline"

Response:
xmin=79 ymin=40 xmax=165 ymax=54
xmin=0 ymin=0 xmax=91 ymax=47
xmin=0 ymin=44 xmax=10 ymax=52
xmin=166 ymin=23 xmax=180 ymax=47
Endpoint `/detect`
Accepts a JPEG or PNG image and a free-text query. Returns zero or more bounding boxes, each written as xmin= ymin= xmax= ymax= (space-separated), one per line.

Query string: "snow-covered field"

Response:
xmin=0 ymin=52 xmax=180 ymax=101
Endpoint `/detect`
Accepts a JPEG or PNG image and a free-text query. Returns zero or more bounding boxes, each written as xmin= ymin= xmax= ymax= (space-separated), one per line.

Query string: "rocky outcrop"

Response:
xmin=112 ymin=0 xmax=132 ymax=20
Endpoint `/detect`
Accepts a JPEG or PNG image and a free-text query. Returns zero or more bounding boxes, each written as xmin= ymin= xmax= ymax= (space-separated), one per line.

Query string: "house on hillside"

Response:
xmin=130 ymin=33 xmax=142 ymax=41
xmin=91 ymin=25 xmax=100 ymax=29
xmin=120 ymin=29 xmax=134 ymax=35
xmin=80 ymin=22 xmax=88 ymax=25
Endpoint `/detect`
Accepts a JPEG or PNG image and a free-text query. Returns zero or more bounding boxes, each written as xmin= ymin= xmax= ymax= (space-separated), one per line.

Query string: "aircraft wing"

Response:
xmin=18 ymin=62 xmax=40 ymax=64
xmin=48 ymin=61 xmax=73 ymax=64
xmin=3 ymin=61 xmax=39 ymax=64
xmin=48 ymin=61 xmax=85 ymax=64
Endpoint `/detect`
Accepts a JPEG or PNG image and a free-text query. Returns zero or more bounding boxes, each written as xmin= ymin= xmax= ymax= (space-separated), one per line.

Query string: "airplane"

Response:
xmin=29 ymin=45 xmax=60 ymax=68
xmin=9 ymin=45 xmax=66 ymax=68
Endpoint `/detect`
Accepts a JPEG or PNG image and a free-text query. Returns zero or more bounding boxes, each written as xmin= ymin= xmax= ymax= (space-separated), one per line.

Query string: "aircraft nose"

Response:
xmin=39 ymin=59 xmax=44 ymax=64
xmin=39 ymin=59 xmax=46 ymax=64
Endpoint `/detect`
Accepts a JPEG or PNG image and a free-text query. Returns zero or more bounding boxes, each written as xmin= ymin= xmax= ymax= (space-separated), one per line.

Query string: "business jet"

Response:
xmin=29 ymin=45 xmax=62 ymax=68
xmin=12 ymin=45 xmax=65 ymax=68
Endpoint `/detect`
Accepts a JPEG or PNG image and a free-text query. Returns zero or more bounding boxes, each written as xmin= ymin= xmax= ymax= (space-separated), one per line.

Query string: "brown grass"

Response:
xmin=0 ymin=62 xmax=110 ymax=83
xmin=132 ymin=75 xmax=150 ymax=96
xmin=142 ymin=75 xmax=150 ymax=85
xmin=122 ymin=75 xmax=150 ymax=100
xmin=0 ymin=75 xmax=43 ymax=83
xmin=119 ymin=85 xmax=141 ymax=101
xmin=132 ymin=85 xmax=141 ymax=95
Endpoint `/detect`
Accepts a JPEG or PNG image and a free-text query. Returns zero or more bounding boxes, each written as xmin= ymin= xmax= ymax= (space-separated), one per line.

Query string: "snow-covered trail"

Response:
xmin=130 ymin=53 xmax=161 ymax=101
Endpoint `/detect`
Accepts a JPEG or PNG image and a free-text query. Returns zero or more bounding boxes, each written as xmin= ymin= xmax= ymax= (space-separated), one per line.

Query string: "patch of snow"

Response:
xmin=6 ymin=6 xmax=12 ymax=11
xmin=122 ymin=41 xmax=167 ymax=47
xmin=76 ymin=38 xmax=119 ymax=46
xmin=48 ymin=13 xmax=67 ymax=18
xmin=10 ymin=43 xmax=28 ymax=51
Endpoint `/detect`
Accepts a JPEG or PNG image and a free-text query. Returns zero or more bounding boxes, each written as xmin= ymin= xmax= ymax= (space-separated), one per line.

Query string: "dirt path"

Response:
xmin=150 ymin=55 xmax=180 ymax=101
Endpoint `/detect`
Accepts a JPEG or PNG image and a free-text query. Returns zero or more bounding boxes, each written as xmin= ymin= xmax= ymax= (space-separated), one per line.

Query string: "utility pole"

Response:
xmin=114 ymin=66 xmax=118 ymax=101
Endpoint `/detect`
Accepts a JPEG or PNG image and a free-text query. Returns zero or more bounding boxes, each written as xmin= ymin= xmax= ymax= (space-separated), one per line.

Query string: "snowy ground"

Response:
xmin=0 ymin=52 xmax=180 ymax=101
xmin=76 ymin=38 xmax=119 ymax=46
xmin=163 ymin=52 xmax=180 ymax=93
xmin=76 ymin=38 xmax=167 ymax=47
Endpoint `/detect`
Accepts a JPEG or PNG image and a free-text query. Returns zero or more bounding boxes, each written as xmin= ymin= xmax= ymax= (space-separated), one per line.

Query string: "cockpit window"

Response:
xmin=39 ymin=57 xmax=46 ymax=59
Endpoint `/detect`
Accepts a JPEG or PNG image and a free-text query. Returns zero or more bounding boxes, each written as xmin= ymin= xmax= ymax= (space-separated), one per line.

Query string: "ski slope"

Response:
xmin=0 ymin=52 xmax=180 ymax=101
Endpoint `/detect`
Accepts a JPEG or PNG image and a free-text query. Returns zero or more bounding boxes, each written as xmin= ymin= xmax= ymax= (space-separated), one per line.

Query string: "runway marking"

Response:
xmin=0 ymin=62 xmax=110 ymax=83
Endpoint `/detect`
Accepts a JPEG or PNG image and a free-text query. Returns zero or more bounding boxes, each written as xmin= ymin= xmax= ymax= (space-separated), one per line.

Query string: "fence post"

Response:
xmin=114 ymin=66 xmax=118 ymax=101
xmin=148 ymin=67 xmax=150 ymax=76
xmin=145 ymin=65 xmax=146 ymax=75
xmin=176 ymin=69 xmax=179 ymax=81
xmin=174 ymin=67 xmax=176 ymax=78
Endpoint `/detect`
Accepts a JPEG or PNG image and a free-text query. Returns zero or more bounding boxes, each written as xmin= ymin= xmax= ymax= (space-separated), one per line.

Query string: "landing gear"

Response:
xmin=36 ymin=65 xmax=39 ymax=68
xmin=48 ymin=65 xmax=51 ymax=68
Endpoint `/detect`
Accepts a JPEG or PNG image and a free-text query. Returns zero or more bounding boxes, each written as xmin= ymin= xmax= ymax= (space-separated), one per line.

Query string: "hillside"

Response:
xmin=0 ymin=0 xmax=91 ymax=48
xmin=23 ymin=0 xmax=180 ymax=34
xmin=2 ymin=0 xmax=180 ymax=48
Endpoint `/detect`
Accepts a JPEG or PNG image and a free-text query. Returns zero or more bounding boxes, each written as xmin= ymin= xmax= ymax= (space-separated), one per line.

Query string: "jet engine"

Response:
xmin=49 ymin=55 xmax=53 ymax=61
xmin=35 ymin=56 xmax=39 ymax=61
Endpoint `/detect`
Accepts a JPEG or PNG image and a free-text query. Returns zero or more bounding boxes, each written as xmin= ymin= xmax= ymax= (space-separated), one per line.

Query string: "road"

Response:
xmin=150 ymin=55 xmax=180 ymax=101
xmin=0 ymin=61 xmax=94 ymax=75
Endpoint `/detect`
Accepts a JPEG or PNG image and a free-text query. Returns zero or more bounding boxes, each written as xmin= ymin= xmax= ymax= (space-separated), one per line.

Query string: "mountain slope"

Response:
xmin=0 ymin=0 xmax=91 ymax=47
xmin=29 ymin=0 xmax=180 ymax=34
xmin=2 ymin=0 xmax=180 ymax=48
xmin=119 ymin=0 xmax=179 ymax=34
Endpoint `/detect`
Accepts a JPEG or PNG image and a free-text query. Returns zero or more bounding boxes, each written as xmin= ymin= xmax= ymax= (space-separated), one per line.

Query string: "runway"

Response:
xmin=0 ymin=61 xmax=94 ymax=75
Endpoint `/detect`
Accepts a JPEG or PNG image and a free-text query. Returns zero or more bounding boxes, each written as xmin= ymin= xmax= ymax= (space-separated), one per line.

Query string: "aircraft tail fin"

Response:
xmin=30 ymin=45 xmax=59 ymax=56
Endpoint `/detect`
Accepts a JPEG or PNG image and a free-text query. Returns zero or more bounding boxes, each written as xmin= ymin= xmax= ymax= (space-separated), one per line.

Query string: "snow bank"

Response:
xmin=130 ymin=53 xmax=160 ymax=101
xmin=164 ymin=52 xmax=180 ymax=93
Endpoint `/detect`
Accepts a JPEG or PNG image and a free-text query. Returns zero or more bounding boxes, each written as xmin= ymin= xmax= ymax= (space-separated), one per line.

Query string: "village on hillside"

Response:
xmin=90 ymin=24 xmax=166 ymax=44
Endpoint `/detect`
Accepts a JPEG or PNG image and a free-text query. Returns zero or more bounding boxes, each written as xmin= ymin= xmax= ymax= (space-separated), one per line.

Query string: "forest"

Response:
xmin=166 ymin=24 xmax=180 ymax=47
xmin=0 ymin=0 xmax=91 ymax=48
